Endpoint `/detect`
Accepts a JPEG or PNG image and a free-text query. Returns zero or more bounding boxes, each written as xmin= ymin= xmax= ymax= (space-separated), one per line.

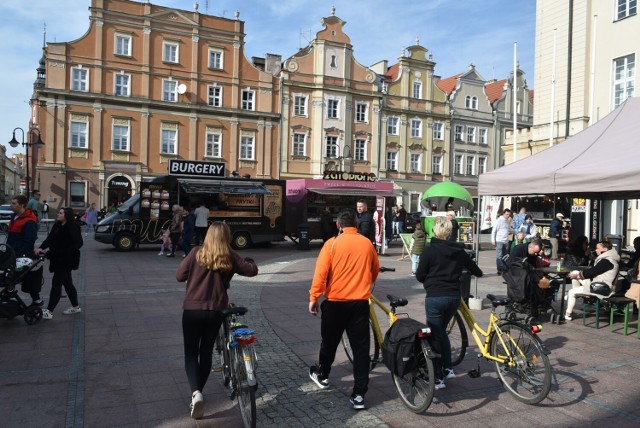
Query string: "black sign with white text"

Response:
xmin=168 ymin=160 xmax=226 ymax=177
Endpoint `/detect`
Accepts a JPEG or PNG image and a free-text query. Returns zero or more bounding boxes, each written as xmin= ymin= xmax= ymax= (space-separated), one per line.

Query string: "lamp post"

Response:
xmin=8 ymin=127 xmax=45 ymax=196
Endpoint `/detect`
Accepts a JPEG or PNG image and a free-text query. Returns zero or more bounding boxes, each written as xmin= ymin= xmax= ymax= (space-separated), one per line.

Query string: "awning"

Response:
xmin=178 ymin=179 xmax=272 ymax=195
xmin=307 ymin=188 xmax=399 ymax=197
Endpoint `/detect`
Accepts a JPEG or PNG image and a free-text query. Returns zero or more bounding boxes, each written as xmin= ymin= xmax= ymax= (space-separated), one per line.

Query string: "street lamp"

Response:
xmin=8 ymin=127 xmax=45 ymax=196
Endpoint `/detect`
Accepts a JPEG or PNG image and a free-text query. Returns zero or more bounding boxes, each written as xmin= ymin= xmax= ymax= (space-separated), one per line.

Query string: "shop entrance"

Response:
xmin=107 ymin=175 xmax=132 ymax=207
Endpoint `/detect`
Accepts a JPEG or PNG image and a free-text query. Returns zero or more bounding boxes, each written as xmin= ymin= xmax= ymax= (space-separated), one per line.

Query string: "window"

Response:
xmin=161 ymin=128 xmax=177 ymax=154
xmin=205 ymin=130 xmax=222 ymax=157
xmin=163 ymin=80 xmax=177 ymax=102
xmin=613 ymin=54 xmax=635 ymax=108
xmin=327 ymin=99 xmax=339 ymax=119
xmin=413 ymin=81 xmax=422 ymax=99
xmin=163 ymin=41 xmax=179 ymax=63
xmin=207 ymin=85 xmax=222 ymax=107
xmin=478 ymin=157 xmax=487 ymax=174
xmin=115 ymin=34 xmax=131 ymax=56
xmin=433 ymin=122 xmax=443 ymax=140
xmin=354 ymin=138 xmax=366 ymax=161
xmin=240 ymin=135 xmax=255 ymax=160
xmin=325 ymin=136 xmax=338 ymax=158
xmin=432 ymin=156 xmax=442 ymax=174
xmin=411 ymin=119 xmax=422 ymax=138
xmin=387 ymin=117 xmax=399 ymax=135
xmin=466 ymin=156 xmax=475 ymax=175
xmin=241 ymin=89 xmax=255 ymax=110
xmin=208 ymin=49 xmax=223 ymax=69
xmin=616 ymin=0 xmax=637 ymax=20
xmin=330 ymin=54 xmax=337 ymax=68
xmin=454 ymin=155 xmax=463 ymax=174
xmin=479 ymin=128 xmax=488 ymax=145
xmin=293 ymin=95 xmax=307 ymax=116
xmin=454 ymin=125 xmax=464 ymax=141
xmin=465 ymin=96 xmax=479 ymax=109
xmin=69 ymin=182 xmax=87 ymax=208
xmin=386 ymin=151 xmax=398 ymax=171
xmin=71 ymin=67 xmax=88 ymax=91
xmin=70 ymin=120 xmax=88 ymax=148
xmin=293 ymin=133 xmax=306 ymax=156
xmin=112 ymin=124 xmax=129 ymax=151
xmin=410 ymin=153 xmax=421 ymax=172
xmin=355 ymin=102 xmax=368 ymax=122
xmin=467 ymin=126 xmax=476 ymax=143
xmin=114 ymin=73 xmax=130 ymax=97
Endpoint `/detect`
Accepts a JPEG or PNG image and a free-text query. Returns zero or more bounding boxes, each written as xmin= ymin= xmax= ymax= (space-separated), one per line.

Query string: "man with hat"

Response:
xmin=549 ymin=213 xmax=564 ymax=260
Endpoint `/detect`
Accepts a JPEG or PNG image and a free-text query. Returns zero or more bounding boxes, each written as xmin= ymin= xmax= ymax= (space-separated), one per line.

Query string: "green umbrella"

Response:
xmin=421 ymin=182 xmax=474 ymax=211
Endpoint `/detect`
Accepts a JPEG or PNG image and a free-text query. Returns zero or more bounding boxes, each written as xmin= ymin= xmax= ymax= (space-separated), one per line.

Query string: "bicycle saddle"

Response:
xmin=387 ymin=294 xmax=408 ymax=308
xmin=486 ymin=294 xmax=511 ymax=307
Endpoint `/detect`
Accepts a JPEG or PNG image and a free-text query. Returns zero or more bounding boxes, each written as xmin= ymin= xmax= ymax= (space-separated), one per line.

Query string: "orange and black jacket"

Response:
xmin=7 ymin=209 xmax=38 ymax=257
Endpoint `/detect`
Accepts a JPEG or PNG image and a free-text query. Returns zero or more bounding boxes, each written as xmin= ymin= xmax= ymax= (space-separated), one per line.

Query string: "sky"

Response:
xmin=0 ymin=0 xmax=536 ymax=157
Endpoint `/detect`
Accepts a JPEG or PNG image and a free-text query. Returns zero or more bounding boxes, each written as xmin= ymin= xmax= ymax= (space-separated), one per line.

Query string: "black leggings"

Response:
xmin=182 ymin=310 xmax=224 ymax=393
xmin=47 ymin=270 xmax=79 ymax=312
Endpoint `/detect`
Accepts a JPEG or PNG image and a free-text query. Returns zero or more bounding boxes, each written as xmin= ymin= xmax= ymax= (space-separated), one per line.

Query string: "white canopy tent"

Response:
xmin=478 ymin=97 xmax=640 ymax=199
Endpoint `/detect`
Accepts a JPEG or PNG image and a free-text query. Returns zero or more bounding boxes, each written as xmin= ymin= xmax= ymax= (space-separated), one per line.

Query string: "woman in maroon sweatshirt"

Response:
xmin=176 ymin=222 xmax=258 ymax=419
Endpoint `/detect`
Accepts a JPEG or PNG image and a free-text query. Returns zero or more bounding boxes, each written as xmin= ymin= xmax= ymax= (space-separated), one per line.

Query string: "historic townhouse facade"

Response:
xmin=279 ymin=10 xmax=381 ymax=180
xmin=373 ymin=43 xmax=450 ymax=211
xmin=33 ymin=0 xmax=280 ymax=210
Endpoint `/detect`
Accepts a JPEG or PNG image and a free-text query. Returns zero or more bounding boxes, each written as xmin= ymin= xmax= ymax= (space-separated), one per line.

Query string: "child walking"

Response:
xmin=159 ymin=228 xmax=171 ymax=255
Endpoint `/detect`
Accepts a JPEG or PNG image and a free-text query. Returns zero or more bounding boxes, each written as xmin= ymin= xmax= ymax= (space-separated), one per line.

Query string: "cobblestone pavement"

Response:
xmin=1 ymin=234 xmax=640 ymax=427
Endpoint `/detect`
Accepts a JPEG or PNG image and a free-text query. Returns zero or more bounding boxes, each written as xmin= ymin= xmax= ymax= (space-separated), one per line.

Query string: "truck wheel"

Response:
xmin=114 ymin=233 xmax=136 ymax=252
xmin=231 ymin=232 xmax=251 ymax=250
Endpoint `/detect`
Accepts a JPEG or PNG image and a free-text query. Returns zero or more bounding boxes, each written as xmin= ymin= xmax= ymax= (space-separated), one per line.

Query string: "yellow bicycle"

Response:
xmin=446 ymin=294 xmax=553 ymax=404
xmin=341 ymin=267 xmax=437 ymax=413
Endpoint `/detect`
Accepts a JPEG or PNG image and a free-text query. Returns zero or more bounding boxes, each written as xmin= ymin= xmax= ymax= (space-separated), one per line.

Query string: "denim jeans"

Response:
xmin=495 ymin=241 xmax=508 ymax=272
xmin=411 ymin=254 xmax=420 ymax=274
xmin=425 ymin=294 xmax=460 ymax=379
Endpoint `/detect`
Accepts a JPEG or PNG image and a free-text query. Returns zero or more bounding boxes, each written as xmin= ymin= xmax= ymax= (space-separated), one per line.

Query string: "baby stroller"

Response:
xmin=0 ymin=243 xmax=44 ymax=325
xmin=503 ymin=256 xmax=556 ymax=321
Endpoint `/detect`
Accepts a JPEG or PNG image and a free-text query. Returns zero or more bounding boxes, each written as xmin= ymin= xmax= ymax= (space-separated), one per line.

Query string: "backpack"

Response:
xmin=503 ymin=256 xmax=545 ymax=306
xmin=43 ymin=203 xmax=49 ymax=213
xmin=381 ymin=318 xmax=426 ymax=377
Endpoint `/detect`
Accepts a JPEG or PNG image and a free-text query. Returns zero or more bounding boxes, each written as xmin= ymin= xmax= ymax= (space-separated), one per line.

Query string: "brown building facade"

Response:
xmin=34 ymin=0 xmax=280 ymax=211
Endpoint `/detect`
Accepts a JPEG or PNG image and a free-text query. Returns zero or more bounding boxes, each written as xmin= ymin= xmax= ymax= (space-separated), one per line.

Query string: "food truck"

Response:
xmin=286 ymin=172 xmax=398 ymax=242
xmin=95 ymin=160 xmax=285 ymax=251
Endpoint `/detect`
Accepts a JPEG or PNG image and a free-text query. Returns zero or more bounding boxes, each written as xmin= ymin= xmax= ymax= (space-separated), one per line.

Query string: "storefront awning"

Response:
xmin=178 ymin=179 xmax=272 ymax=195
xmin=307 ymin=188 xmax=399 ymax=197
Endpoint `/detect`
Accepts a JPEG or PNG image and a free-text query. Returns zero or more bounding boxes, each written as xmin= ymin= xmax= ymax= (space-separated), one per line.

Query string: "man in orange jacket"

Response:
xmin=308 ymin=209 xmax=379 ymax=410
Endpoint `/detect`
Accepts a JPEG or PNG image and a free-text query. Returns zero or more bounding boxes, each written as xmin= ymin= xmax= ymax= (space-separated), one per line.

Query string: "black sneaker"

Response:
xmin=31 ymin=299 xmax=44 ymax=307
xmin=350 ymin=394 xmax=365 ymax=410
xmin=308 ymin=365 xmax=329 ymax=389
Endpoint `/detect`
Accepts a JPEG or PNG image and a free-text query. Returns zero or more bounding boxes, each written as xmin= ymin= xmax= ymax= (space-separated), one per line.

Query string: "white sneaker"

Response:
xmin=42 ymin=309 xmax=53 ymax=320
xmin=158 ymin=252 xmax=164 ymax=256
xmin=190 ymin=391 xmax=204 ymax=419
xmin=444 ymin=368 xmax=456 ymax=379
xmin=62 ymin=306 xmax=82 ymax=315
xmin=435 ymin=379 xmax=446 ymax=390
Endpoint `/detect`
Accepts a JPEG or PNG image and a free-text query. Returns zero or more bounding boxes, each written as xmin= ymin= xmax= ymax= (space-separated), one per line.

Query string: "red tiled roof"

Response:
xmin=436 ymin=73 xmax=463 ymax=96
xmin=384 ymin=63 xmax=400 ymax=81
xmin=484 ymin=79 xmax=507 ymax=104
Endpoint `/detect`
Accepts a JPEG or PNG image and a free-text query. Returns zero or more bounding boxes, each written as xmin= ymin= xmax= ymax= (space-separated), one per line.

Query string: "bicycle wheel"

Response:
xmin=490 ymin=322 xmax=552 ymax=404
xmin=232 ymin=346 xmax=257 ymax=428
xmin=391 ymin=341 xmax=436 ymax=414
xmin=447 ymin=311 xmax=468 ymax=366
xmin=214 ymin=323 xmax=231 ymax=387
xmin=341 ymin=319 xmax=380 ymax=371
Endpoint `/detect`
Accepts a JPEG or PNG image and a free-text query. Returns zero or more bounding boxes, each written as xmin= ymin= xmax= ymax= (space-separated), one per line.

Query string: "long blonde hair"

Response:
xmin=196 ymin=222 xmax=233 ymax=272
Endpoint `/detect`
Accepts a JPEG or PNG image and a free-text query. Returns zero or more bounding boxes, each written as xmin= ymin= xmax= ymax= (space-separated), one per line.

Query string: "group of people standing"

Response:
xmin=161 ymin=202 xmax=211 ymax=258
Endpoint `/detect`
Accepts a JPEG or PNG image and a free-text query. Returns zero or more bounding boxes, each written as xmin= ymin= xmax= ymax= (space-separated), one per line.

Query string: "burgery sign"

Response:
xmin=168 ymin=160 xmax=226 ymax=177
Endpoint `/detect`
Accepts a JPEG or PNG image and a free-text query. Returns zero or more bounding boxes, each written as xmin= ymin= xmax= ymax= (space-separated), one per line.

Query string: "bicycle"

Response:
xmin=341 ymin=267 xmax=437 ymax=413
xmin=446 ymin=294 xmax=553 ymax=404
xmin=213 ymin=304 xmax=258 ymax=428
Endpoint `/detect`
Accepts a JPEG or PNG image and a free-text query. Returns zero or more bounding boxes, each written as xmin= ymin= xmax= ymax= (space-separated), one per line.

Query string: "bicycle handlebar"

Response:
xmin=380 ymin=266 xmax=395 ymax=272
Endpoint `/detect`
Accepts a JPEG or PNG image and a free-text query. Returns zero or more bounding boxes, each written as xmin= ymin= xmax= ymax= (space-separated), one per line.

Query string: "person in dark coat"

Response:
xmin=356 ymin=200 xmax=375 ymax=244
xmin=320 ymin=206 xmax=337 ymax=242
xmin=415 ymin=216 xmax=483 ymax=390
xmin=182 ymin=207 xmax=196 ymax=256
xmin=34 ymin=207 xmax=84 ymax=320
xmin=384 ymin=205 xmax=394 ymax=245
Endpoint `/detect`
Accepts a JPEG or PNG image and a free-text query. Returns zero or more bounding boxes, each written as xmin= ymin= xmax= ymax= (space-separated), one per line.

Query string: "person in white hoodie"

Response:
xmin=565 ymin=240 xmax=620 ymax=320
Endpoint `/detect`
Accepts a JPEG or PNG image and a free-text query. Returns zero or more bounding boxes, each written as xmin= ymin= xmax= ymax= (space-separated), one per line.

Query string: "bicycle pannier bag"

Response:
xmin=382 ymin=318 xmax=426 ymax=377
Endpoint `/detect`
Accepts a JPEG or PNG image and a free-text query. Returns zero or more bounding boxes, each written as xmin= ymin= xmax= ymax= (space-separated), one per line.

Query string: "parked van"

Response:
xmin=95 ymin=160 xmax=285 ymax=251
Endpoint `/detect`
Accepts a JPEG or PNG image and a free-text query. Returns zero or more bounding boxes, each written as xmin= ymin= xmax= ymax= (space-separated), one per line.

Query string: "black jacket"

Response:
xmin=39 ymin=221 xmax=84 ymax=272
xmin=357 ymin=211 xmax=376 ymax=243
xmin=416 ymin=238 xmax=483 ymax=297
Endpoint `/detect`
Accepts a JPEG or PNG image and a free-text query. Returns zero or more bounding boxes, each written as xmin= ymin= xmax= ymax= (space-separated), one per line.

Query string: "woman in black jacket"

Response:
xmin=35 ymin=207 xmax=84 ymax=320
xmin=415 ymin=217 xmax=483 ymax=390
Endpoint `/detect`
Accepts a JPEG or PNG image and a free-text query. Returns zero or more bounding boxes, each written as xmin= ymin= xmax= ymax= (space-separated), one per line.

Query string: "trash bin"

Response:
xmin=297 ymin=223 xmax=310 ymax=251
xmin=606 ymin=234 xmax=624 ymax=254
